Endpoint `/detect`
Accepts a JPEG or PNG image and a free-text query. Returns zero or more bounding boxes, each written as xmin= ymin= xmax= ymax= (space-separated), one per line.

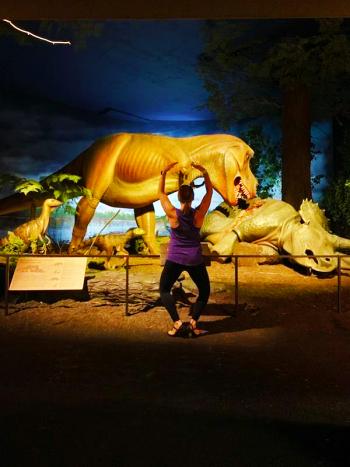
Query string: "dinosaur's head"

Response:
xmin=282 ymin=222 xmax=339 ymax=273
xmin=282 ymin=201 xmax=350 ymax=274
xmin=208 ymin=138 xmax=257 ymax=206
xmin=44 ymin=198 xmax=63 ymax=210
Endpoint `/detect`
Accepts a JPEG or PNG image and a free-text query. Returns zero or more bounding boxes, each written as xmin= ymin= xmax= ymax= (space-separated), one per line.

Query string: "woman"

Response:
xmin=158 ymin=162 xmax=213 ymax=337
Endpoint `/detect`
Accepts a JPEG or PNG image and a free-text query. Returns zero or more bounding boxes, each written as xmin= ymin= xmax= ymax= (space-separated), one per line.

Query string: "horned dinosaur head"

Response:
xmin=299 ymin=199 xmax=330 ymax=230
xmin=283 ymin=199 xmax=350 ymax=274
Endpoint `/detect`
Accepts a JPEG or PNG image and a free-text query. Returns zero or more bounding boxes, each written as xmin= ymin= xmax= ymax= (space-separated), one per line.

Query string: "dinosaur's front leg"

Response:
xmin=134 ymin=204 xmax=158 ymax=254
xmin=69 ymin=196 xmax=100 ymax=254
xmin=207 ymin=231 xmax=239 ymax=258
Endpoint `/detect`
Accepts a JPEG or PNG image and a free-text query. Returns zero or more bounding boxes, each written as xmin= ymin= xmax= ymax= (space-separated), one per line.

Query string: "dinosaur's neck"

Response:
xmin=38 ymin=204 xmax=51 ymax=233
xmin=277 ymin=214 xmax=301 ymax=252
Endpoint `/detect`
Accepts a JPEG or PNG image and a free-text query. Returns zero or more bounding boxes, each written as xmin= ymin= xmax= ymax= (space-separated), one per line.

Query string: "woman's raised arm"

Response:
xmin=192 ymin=163 xmax=213 ymax=228
xmin=158 ymin=162 xmax=178 ymax=220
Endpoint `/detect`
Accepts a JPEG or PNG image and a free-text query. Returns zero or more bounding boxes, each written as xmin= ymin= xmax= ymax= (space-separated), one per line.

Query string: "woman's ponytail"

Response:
xmin=178 ymin=184 xmax=194 ymax=215
xmin=183 ymin=201 xmax=191 ymax=215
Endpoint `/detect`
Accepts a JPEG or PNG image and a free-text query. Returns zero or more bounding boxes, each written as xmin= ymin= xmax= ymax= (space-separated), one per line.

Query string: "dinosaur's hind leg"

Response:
xmin=69 ymin=196 xmax=100 ymax=253
xmin=135 ymin=204 xmax=158 ymax=254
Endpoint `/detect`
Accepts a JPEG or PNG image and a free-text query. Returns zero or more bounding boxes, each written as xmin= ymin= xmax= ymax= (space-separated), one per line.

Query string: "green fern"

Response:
xmin=0 ymin=232 xmax=26 ymax=255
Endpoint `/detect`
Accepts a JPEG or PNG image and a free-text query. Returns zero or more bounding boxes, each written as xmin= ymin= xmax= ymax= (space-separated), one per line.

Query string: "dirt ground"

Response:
xmin=1 ymin=258 xmax=350 ymax=467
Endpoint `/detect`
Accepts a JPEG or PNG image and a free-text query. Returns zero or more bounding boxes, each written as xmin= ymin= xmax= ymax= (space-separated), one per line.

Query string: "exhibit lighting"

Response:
xmin=2 ymin=19 xmax=71 ymax=46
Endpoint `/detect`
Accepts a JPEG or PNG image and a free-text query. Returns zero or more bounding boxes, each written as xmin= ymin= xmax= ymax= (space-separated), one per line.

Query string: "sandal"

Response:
xmin=167 ymin=320 xmax=183 ymax=337
xmin=189 ymin=319 xmax=208 ymax=337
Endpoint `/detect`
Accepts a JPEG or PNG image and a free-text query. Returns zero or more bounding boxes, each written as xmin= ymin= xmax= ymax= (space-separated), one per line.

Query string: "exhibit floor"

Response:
xmin=1 ymin=261 xmax=350 ymax=466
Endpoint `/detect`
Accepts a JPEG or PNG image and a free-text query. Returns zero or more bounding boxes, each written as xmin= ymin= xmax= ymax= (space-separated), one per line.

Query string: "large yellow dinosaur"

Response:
xmin=0 ymin=133 xmax=257 ymax=254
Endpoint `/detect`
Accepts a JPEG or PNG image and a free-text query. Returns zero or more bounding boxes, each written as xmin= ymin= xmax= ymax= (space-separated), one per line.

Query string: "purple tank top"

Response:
xmin=167 ymin=208 xmax=203 ymax=266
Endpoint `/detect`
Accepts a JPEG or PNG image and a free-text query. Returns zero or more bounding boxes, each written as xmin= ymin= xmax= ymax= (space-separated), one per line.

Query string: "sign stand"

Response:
xmin=5 ymin=256 xmax=87 ymax=315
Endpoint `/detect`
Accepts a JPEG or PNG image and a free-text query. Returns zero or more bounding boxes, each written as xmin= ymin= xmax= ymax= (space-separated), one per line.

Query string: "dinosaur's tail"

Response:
xmin=0 ymin=192 xmax=41 ymax=216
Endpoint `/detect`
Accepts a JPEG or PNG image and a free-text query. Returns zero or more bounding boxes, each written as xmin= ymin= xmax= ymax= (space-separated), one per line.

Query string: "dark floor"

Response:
xmin=1 ymin=326 xmax=350 ymax=467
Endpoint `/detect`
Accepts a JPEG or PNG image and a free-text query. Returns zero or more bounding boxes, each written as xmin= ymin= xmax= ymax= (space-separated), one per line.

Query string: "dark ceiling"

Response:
xmin=1 ymin=0 xmax=350 ymax=20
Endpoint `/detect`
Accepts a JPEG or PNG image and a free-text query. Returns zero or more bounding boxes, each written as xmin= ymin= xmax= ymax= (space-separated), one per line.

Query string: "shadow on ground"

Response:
xmin=1 ymin=328 xmax=350 ymax=467
xmin=2 ymin=404 xmax=350 ymax=467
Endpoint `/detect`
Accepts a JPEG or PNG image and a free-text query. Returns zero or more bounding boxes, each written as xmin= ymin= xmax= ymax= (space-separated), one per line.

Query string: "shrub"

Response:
xmin=322 ymin=178 xmax=350 ymax=237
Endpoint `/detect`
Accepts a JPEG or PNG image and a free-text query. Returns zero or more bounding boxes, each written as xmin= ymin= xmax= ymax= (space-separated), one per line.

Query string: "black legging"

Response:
xmin=159 ymin=260 xmax=210 ymax=322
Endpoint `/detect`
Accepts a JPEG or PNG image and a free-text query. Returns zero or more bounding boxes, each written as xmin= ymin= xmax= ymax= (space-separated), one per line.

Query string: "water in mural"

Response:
xmin=0 ymin=215 xmax=169 ymax=244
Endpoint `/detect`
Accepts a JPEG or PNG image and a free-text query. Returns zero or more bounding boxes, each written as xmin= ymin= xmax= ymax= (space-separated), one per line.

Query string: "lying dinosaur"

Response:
xmin=0 ymin=132 xmax=257 ymax=254
xmin=80 ymin=227 xmax=145 ymax=268
xmin=200 ymin=198 xmax=350 ymax=274
xmin=0 ymin=198 xmax=62 ymax=253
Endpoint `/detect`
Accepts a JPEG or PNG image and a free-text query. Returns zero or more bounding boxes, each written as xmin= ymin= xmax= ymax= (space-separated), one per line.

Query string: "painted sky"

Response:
xmin=0 ymin=19 xmax=230 ymax=214
xmin=0 ymin=21 xmax=214 ymax=169
xmin=0 ymin=19 xmax=332 ymax=216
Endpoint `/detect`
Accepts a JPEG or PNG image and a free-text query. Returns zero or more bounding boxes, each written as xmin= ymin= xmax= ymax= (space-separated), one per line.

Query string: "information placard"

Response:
xmin=9 ymin=257 xmax=88 ymax=291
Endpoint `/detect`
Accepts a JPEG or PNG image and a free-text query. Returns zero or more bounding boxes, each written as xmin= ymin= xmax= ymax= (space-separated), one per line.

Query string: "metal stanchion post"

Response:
xmin=234 ymin=255 xmax=238 ymax=313
xmin=125 ymin=255 xmax=130 ymax=316
xmin=337 ymin=255 xmax=341 ymax=313
xmin=5 ymin=256 xmax=9 ymax=316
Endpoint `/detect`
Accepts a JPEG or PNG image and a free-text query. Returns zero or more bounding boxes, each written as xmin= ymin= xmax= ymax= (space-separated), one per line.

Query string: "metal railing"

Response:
xmin=1 ymin=253 xmax=349 ymax=316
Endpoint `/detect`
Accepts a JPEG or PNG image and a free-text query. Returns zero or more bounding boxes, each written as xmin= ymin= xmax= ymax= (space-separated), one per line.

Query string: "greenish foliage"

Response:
xmin=44 ymin=173 xmax=91 ymax=203
xmin=234 ymin=126 xmax=323 ymax=199
xmin=15 ymin=179 xmax=43 ymax=196
xmin=198 ymin=20 xmax=350 ymax=206
xmin=197 ymin=21 xmax=281 ymax=126
xmin=126 ymin=237 xmax=148 ymax=255
xmin=0 ymin=232 xmax=26 ymax=255
xmin=198 ymin=19 xmax=350 ymax=125
xmin=29 ymin=235 xmax=55 ymax=254
xmin=0 ymin=172 xmax=91 ymax=217
xmin=91 ymin=211 xmax=136 ymax=220
xmin=239 ymin=125 xmax=281 ymax=198
xmin=321 ymin=123 xmax=350 ymax=235
xmin=113 ymin=211 xmax=135 ymax=220
xmin=51 ymin=201 xmax=78 ymax=217
xmin=14 ymin=173 xmax=91 ymax=203
xmin=11 ymin=173 xmax=91 ymax=216
xmin=0 ymin=232 xmax=53 ymax=256
xmin=322 ymin=178 xmax=350 ymax=237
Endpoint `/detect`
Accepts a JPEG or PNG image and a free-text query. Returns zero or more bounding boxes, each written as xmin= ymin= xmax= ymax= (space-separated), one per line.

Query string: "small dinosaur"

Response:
xmin=0 ymin=198 xmax=62 ymax=253
xmin=81 ymin=227 xmax=145 ymax=268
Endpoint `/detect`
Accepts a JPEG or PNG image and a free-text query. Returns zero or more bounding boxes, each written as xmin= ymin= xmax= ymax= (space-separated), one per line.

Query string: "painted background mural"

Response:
xmin=0 ymin=19 xmax=340 ymax=241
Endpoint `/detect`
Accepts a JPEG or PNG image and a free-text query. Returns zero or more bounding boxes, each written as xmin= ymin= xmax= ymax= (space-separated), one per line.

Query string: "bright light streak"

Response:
xmin=3 ymin=19 xmax=71 ymax=45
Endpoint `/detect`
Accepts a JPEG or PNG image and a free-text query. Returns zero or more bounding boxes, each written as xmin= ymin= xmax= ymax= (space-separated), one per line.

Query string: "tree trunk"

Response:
xmin=282 ymin=83 xmax=312 ymax=209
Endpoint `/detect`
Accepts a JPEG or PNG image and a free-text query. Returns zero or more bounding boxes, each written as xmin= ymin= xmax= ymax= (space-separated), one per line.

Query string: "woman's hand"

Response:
xmin=161 ymin=162 xmax=178 ymax=175
xmin=191 ymin=163 xmax=207 ymax=174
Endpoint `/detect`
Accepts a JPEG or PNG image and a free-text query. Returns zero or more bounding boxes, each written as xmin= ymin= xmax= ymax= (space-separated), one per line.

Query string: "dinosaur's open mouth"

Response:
xmin=234 ymin=177 xmax=250 ymax=200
